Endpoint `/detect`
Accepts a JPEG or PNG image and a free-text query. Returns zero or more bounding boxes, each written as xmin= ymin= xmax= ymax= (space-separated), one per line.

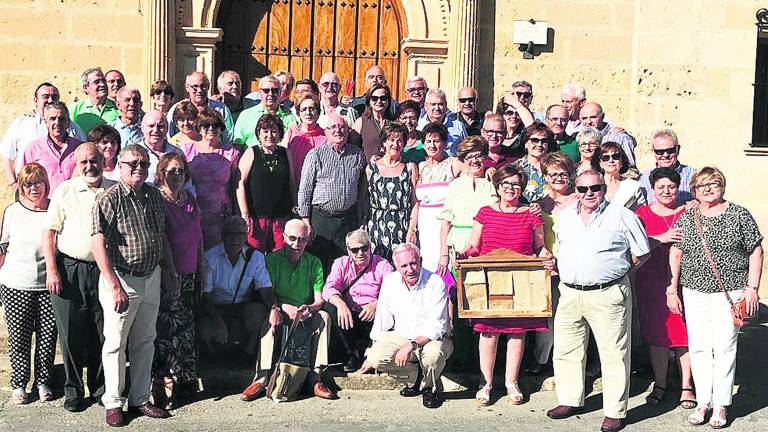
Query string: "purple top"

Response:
xmin=321 ymin=254 xmax=394 ymax=310
xmin=163 ymin=194 xmax=203 ymax=274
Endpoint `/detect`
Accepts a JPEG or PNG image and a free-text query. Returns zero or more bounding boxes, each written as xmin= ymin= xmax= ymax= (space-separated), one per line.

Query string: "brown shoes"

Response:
xmin=313 ymin=382 xmax=338 ymax=400
xmin=105 ymin=408 xmax=125 ymax=427
xmin=240 ymin=381 xmax=266 ymax=401
xmin=600 ymin=417 xmax=624 ymax=432
xmin=128 ymin=402 xmax=171 ymax=419
xmin=546 ymin=405 xmax=584 ymax=419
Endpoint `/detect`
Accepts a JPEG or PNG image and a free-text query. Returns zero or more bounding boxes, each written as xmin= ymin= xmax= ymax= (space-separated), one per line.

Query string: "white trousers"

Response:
xmin=99 ymin=266 xmax=161 ymax=409
xmin=682 ymin=288 xmax=741 ymax=407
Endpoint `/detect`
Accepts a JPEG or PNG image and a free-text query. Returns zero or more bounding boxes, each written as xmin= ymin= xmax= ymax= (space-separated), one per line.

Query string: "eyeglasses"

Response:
xmin=546 ymin=172 xmax=569 ymax=179
xmin=576 ymin=184 xmax=604 ymax=193
xmin=499 ymin=181 xmax=522 ymax=190
xmin=260 ymin=87 xmax=280 ymax=95
xmin=458 ymin=97 xmax=476 ymax=103
xmin=579 ymin=141 xmax=599 ymax=148
xmin=653 ymin=146 xmax=679 ymax=156
xmin=164 ymin=168 xmax=185 ymax=176
xmin=300 ymin=106 xmax=318 ymax=113
xmin=528 ymin=137 xmax=548 ymax=145
xmin=152 ymin=89 xmax=174 ymax=96
xmin=464 ymin=153 xmax=484 ymax=161
xmin=515 ymin=91 xmax=533 ymax=99
xmin=406 ymin=86 xmax=426 ymax=94
xmin=503 ymin=110 xmax=518 ymax=116
xmin=348 ymin=245 xmax=370 ymax=254
xmin=120 ymin=160 xmax=150 ymax=170
xmin=600 ymin=153 xmax=622 ymax=162
xmin=286 ymin=234 xmax=309 ymax=243
xmin=187 ymin=84 xmax=209 ymax=91
xmin=695 ymin=182 xmax=721 ymax=191
xmin=547 ymin=116 xmax=567 ymax=123
xmin=22 ymin=181 xmax=45 ymax=189
xmin=399 ymin=115 xmax=418 ymax=122
xmin=320 ymin=82 xmax=341 ymax=89
xmin=370 ymin=95 xmax=390 ymax=103
xmin=201 ymin=124 xmax=221 ymax=130
xmin=482 ymin=129 xmax=505 ymax=136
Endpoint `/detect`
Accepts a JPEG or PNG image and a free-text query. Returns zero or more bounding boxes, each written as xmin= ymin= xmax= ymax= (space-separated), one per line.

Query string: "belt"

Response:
xmin=60 ymin=253 xmax=96 ymax=266
xmin=115 ymin=265 xmax=155 ymax=278
xmin=563 ymin=275 xmax=626 ymax=291
xmin=312 ymin=206 xmax=355 ymax=218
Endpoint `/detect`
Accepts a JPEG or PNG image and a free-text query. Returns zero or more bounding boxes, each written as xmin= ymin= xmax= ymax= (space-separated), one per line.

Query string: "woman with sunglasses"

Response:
xmin=168 ymin=101 xmax=201 ymax=147
xmin=286 ymin=94 xmax=327 ymax=199
xmin=633 ymin=167 xmax=694 ymax=410
xmin=463 ymin=164 xmax=549 ymax=406
xmin=149 ymin=80 xmax=176 ymax=114
xmin=668 ymin=167 xmax=763 ymax=428
xmin=151 ymin=153 xmax=203 ymax=410
xmin=351 ymin=83 xmax=396 ymax=161
xmin=591 ymin=142 xmax=645 ymax=210
xmin=236 ymin=114 xmax=293 ymax=253
xmin=494 ymin=96 xmax=534 ymax=158
xmin=0 ymin=164 xmax=56 ymax=404
xmin=575 ymin=127 xmax=602 ymax=175
xmin=88 ymin=124 xmax=122 ymax=181
xmin=182 ymin=108 xmax=239 ymax=249
xmin=512 ymin=123 xmax=556 ymax=204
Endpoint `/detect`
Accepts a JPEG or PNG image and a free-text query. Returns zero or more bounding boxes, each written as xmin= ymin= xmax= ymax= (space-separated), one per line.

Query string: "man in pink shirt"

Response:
xmin=21 ymin=101 xmax=81 ymax=197
xmin=322 ymin=229 xmax=394 ymax=372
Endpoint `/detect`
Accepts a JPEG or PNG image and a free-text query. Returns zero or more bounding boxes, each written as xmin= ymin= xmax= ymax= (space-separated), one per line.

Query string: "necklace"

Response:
xmin=498 ymin=203 xmax=520 ymax=214
xmin=160 ymin=188 xmax=184 ymax=205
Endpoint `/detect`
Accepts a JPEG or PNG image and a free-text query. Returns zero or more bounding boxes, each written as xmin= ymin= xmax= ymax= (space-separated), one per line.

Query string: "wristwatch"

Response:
xmin=409 ymin=339 xmax=419 ymax=351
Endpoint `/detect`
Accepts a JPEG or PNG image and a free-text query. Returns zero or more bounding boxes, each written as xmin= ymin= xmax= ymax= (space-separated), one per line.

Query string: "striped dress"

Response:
xmin=471 ymin=205 xmax=549 ymax=334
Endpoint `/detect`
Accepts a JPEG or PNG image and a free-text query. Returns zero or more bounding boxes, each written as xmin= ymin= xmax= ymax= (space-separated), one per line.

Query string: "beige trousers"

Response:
xmin=553 ymin=277 xmax=632 ymax=419
xmin=256 ymin=310 xmax=330 ymax=377
xmin=367 ymin=331 xmax=454 ymax=392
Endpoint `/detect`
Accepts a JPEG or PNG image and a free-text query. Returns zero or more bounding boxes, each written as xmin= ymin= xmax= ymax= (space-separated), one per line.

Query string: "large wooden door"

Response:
xmin=216 ymin=0 xmax=408 ymax=100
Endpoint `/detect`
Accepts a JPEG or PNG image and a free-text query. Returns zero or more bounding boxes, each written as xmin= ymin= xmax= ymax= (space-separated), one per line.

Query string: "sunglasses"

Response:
xmin=348 ymin=245 xmax=370 ymax=254
xmin=300 ymin=106 xmax=318 ymax=113
xmin=120 ymin=160 xmax=150 ymax=170
xmin=22 ymin=181 xmax=45 ymax=189
xmin=320 ymin=82 xmax=341 ymax=88
xmin=261 ymin=87 xmax=280 ymax=95
xmin=286 ymin=234 xmax=308 ymax=243
xmin=458 ymin=97 xmax=476 ymax=103
xmin=370 ymin=95 xmax=390 ymax=103
xmin=576 ymin=184 xmax=604 ymax=193
xmin=600 ymin=153 xmax=622 ymax=162
xmin=503 ymin=110 xmax=518 ymax=116
xmin=152 ymin=89 xmax=174 ymax=96
xmin=528 ymin=137 xmax=548 ymax=145
xmin=164 ymin=168 xmax=185 ymax=176
xmin=653 ymin=146 xmax=679 ymax=156
xmin=515 ymin=91 xmax=533 ymax=98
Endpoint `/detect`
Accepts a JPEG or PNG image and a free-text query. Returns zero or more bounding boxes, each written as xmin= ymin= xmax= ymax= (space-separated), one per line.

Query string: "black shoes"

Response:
xmin=399 ymin=367 xmax=424 ymax=397
xmin=422 ymin=388 xmax=444 ymax=409
xmin=343 ymin=354 xmax=362 ymax=373
xmin=63 ymin=398 xmax=89 ymax=413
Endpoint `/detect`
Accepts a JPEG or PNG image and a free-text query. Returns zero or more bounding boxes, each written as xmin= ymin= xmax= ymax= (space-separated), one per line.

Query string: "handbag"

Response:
xmin=693 ymin=209 xmax=755 ymax=328
xmin=266 ymin=314 xmax=313 ymax=403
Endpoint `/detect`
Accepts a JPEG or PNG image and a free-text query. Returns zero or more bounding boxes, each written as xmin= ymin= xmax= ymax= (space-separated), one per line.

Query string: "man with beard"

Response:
xmin=367 ymin=242 xmax=452 ymax=409
xmin=42 ymin=143 xmax=114 ymax=412
xmin=233 ymin=75 xmax=297 ymax=148
xmin=71 ymin=67 xmax=120 ymax=134
xmin=166 ymin=71 xmax=234 ymax=142
xmin=111 ymin=87 xmax=143 ymax=146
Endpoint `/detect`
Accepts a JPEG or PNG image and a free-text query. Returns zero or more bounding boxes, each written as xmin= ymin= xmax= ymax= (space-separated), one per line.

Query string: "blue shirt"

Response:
xmin=417 ymin=111 xmax=467 ymax=157
xmin=638 ymin=162 xmax=696 ymax=205
xmin=556 ymin=200 xmax=650 ymax=285
xmin=111 ymin=117 xmax=143 ymax=147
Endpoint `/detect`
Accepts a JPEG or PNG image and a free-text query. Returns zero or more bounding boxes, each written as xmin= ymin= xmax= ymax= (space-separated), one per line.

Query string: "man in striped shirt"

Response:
xmin=297 ymin=113 xmax=366 ymax=272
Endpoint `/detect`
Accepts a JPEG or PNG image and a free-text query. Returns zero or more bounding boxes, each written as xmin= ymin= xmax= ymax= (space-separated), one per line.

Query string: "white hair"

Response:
xmin=345 ymin=229 xmax=370 ymax=246
xmin=216 ymin=70 xmax=241 ymax=91
xmin=406 ymin=75 xmax=427 ymax=85
xmin=116 ymin=86 xmax=141 ymax=100
xmin=576 ymin=127 xmax=603 ymax=144
xmin=392 ymin=242 xmax=421 ymax=258
xmin=426 ymin=88 xmax=446 ymax=102
xmin=259 ymin=75 xmax=280 ymax=87
xmin=651 ymin=128 xmax=679 ymax=146
xmin=80 ymin=67 xmax=103 ymax=87
xmin=576 ymin=169 xmax=605 ymax=185
xmin=561 ymin=82 xmax=586 ymax=100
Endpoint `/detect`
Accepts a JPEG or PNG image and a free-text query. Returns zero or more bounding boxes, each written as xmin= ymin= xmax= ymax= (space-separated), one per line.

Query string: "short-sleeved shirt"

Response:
xmin=163 ymin=193 xmax=202 ymax=274
xmin=297 ymin=143 xmax=366 ymax=218
xmin=512 ymin=157 xmax=549 ymax=204
xmin=111 ymin=117 xmax=144 ymax=147
xmin=437 ymin=176 xmax=497 ymax=251
xmin=556 ymin=134 xmax=581 ymax=162
xmin=265 ymin=248 xmax=324 ymax=307
xmin=474 ymin=206 xmax=544 ymax=255
xmin=203 ymin=243 xmax=272 ymax=304
xmin=20 ymin=135 xmax=82 ymax=197
xmin=321 ymin=254 xmax=394 ymax=309
xmin=46 ymin=176 xmax=114 ymax=261
xmin=232 ymin=104 xmax=297 ymax=148
xmin=318 ymin=103 xmax=358 ymax=129
xmin=70 ymin=98 xmax=120 ymax=134
xmin=0 ymin=114 xmax=85 ymax=173
xmin=674 ymin=204 xmax=763 ymax=293
xmin=91 ymin=181 xmax=165 ymax=276
xmin=0 ymin=202 xmax=48 ymax=290
xmin=556 ymin=200 xmax=650 ymax=285
xmin=639 ymin=162 xmax=696 ymax=205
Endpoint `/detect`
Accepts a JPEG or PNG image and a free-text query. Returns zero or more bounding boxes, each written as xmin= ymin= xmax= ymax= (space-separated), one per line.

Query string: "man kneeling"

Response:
xmin=367 ymin=243 xmax=453 ymax=409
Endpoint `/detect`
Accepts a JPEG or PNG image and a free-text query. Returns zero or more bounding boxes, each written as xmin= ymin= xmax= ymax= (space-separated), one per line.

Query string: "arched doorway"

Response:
xmin=215 ymin=0 xmax=409 ymax=100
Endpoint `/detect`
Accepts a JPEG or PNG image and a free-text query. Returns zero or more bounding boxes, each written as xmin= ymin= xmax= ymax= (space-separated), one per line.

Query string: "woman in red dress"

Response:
xmin=463 ymin=164 xmax=548 ymax=406
xmin=634 ymin=167 xmax=695 ymax=408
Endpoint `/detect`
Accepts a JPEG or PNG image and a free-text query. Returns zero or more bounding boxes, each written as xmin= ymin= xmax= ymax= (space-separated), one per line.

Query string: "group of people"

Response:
xmin=0 ymin=64 xmax=763 ymax=432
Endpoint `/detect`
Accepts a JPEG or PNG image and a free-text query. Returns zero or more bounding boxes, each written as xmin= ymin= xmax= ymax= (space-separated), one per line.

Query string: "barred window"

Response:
xmin=751 ymin=9 xmax=768 ymax=147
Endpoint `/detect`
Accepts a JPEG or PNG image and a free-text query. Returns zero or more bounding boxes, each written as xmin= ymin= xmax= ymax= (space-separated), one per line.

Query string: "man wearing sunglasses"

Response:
xmin=510 ymin=80 xmax=545 ymax=122
xmin=546 ymin=170 xmax=650 ymax=432
xmin=233 ymin=75 xmax=297 ymax=148
xmin=456 ymin=87 xmax=482 ymax=136
xmin=91 ymin=144 xmax=170 ymax=426
xmin=639 ymin=128 xmax=696 ymax=205
xmin=317 ymin=71 xmax=358 ymax=129
xmin=322 ymin=229 xmax=394 ymax=372
xmin=166 ymin=71 xmax=234 ymax=142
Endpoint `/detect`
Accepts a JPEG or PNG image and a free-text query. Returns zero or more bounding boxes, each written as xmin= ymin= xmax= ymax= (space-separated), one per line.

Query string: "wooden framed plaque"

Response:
xmin=455 ymin=249 xmax=552 ymax=318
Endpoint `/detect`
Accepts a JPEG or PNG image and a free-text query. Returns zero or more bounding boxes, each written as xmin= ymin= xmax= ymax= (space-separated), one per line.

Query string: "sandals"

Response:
xmin=475 ymin=384 xmax=492 ymax=406
xmin=645 ymin=385 xmax=666 ymax=406
xmin=709 ymin=406 xmax=727 ymax=429
xmin=11 ymin=388 xmax=29 ymax=404
xmin=505 ymin=382 xmax=524 ymax=405
xmin=679 ymin=387 xmax=698 ymax=410
xmin=37 ymin=384 xmax=54 ymax=402
xmin=687 ymin=403 xmax=711 ymax=426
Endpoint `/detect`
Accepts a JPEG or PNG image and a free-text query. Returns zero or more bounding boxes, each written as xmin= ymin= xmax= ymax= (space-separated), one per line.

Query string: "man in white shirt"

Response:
xmin=545 ymin=170 xmax=650 ymax=432
xmin=197 ymin=217 xmax=279 ymax=357
xmin=367 ymin=242 xmax=452 ymax=409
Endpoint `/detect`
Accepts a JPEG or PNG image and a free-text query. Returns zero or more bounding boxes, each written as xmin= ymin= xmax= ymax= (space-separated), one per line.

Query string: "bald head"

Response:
xmin=284 ymin=219 xmax=309 ymax=236
xmin=141 ymin=110 xmax=168 ymax=146
xmin=365 ymin=66 xmax=386 ymax=88
xmin=579 ymin=102 xmax=605 ymax=129
xmin=75 ymin=142 xmax=104 ymax=184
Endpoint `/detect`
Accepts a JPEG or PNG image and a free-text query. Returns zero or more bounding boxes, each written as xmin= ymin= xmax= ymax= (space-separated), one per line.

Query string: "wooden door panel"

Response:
xmin=291 ymin=0 xmax=313 ymax=79
xmin=335 ymin=0 xmax=358 ymax=94
xmin=379 ymin=0 xmax=403 ymax=98
xmin=312 ymin=1 xmax=336 ymax=82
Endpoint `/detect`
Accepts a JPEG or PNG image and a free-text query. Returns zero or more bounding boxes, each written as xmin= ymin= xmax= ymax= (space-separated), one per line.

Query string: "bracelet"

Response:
xmin=665 ymin=291 xmax=678 ymax=296
xmin=746 ymin=286 xmax=758 ymax=291
xmin=440 ymin=254 xmax=449 ymax=257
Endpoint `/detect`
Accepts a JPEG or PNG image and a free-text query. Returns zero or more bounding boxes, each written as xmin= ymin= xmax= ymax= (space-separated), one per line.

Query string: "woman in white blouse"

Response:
xmin=591 ymin=142 xmax=645 ymax=210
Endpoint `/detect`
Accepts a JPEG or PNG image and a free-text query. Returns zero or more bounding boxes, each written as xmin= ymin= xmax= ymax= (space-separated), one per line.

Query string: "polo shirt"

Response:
xmin=46 ymin=176 xmax=115 ymax=261
xmin=556 ymin=133 xmax=581 ymax=162
xmin=111 ymin=117 xmax=144 ymax=147
xmin=20 ymin=135 xmax=82 ymax=197
xmin=265 ymin=248 xmax=323 ymax=307
xmin=203 ymin=243 xmax=272 ymax=304
xmin=70 ymin=98 xmax=119 ymax=134
xmin=0 ymin=114 xmax=85 ymax=173
xmin=232 ymin=104 xmax=297 ymax=148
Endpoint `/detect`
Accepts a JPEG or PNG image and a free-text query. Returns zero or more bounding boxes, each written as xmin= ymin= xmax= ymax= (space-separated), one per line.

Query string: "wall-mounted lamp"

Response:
xmin=513 ymin=19 xmax=549 ymax=59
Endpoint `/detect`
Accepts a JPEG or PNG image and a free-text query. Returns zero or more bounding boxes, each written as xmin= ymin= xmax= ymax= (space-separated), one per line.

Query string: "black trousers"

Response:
xmin=309 ymin=207 xmax=358 ymax=275
xmin=322 ymin=302 xmax=374 ymax=363
xmin=49 ymin=254 xmax=105 ymax=401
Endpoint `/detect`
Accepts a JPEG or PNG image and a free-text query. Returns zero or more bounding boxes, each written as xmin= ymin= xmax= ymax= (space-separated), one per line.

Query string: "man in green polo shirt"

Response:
xmin=232 ymin=75 xmax=297 ymax=149
xmin=70 ymin=67 xmax=120 ymax=135
xmin=239 ymin=219 xmax=337 ymax=402
xmin=546 ymin=104 xmax=580 ymax=162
